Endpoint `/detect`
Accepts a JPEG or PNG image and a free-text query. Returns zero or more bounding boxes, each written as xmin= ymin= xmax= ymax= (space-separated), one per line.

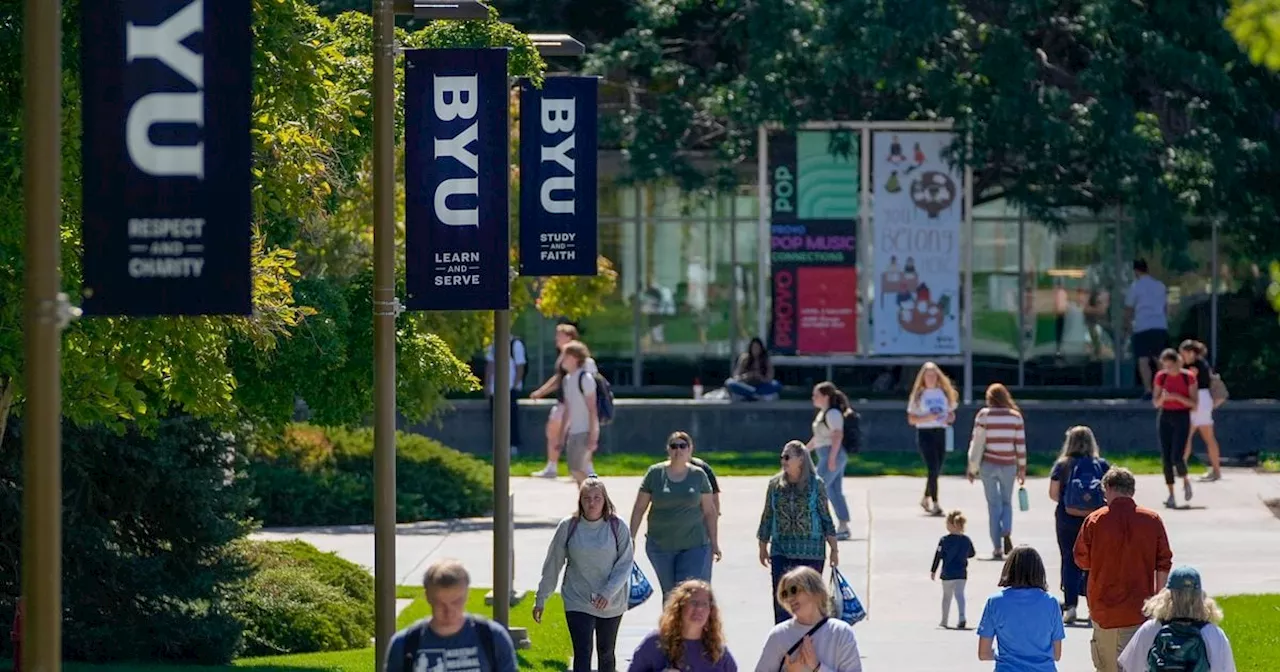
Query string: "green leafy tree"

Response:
xmin=589 ymin=0 xmax=1280 ymax=259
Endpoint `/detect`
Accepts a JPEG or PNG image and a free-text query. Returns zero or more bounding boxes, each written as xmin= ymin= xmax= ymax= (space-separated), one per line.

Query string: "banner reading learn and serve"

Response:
xmin=870 ymin=131 xmax=961 ymax=355
xmin=405 ymin=48 xmax=509 ymax=311
xmin=768 ymin=130 xmax=859 ymax=355
xmin=518 ymin=76 xmax=598 ymax=277
xmin=81 ymin=0 xmax=253 ymax=316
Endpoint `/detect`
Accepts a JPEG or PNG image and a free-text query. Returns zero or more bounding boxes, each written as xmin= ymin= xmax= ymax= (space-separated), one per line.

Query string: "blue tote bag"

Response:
xmin=828 ymin=566 xmax=867 ymax=625
xmin=628 ymin=562 xmax=653 ymax=610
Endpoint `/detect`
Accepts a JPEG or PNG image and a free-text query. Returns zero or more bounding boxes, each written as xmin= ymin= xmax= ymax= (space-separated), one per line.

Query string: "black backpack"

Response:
xmin=1147 ymin=619 xmax=1210 ymax=672
xmin=403 ymin=616 xmax=497 ymax=670
xmin=822 ymin=408 xmax=862 ymax=454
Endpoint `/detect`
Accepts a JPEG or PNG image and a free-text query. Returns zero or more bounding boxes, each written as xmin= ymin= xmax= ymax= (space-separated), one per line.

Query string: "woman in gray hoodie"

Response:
xmin=534 ymin=476 xmax=635 ymax=672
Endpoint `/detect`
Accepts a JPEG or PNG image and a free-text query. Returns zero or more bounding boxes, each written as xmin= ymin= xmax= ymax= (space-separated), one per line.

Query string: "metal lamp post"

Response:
xmin=371 ymin=2 xmax=490 ymax=670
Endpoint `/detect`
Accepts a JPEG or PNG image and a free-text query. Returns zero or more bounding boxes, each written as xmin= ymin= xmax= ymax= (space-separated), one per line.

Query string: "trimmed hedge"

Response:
xmin=247 ymin=425 xmax=493 ymax=527
xmin=229 ymin=540 xmax=374 ymax=656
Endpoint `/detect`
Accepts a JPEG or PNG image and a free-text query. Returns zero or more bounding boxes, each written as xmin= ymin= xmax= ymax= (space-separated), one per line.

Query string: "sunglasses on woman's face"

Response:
xmin=780 ymin=454 xmax=792 ymax=461
xmin=780 ymin=585 xmax=803 ymax=598
xmin=668 ymin=441 xmax=690 ymax=450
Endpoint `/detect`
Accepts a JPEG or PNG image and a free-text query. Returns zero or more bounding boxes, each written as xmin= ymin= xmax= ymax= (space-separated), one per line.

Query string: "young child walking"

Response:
xmin=930 ymin=510 xmax=977 ymax=629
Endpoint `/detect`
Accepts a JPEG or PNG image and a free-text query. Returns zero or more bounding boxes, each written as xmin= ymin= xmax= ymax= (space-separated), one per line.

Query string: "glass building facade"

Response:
xmin=512 ymin=153 xmax=1242 ymax=394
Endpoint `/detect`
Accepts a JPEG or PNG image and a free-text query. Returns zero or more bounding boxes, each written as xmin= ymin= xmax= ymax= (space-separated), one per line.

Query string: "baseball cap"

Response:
xmin=1166 ymin=566 xmax=1202 ymax=591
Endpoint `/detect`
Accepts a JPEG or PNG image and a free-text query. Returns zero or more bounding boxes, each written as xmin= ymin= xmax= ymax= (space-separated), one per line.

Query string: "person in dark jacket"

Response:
xmin=931 ymin=510 xmax=977 ymax=629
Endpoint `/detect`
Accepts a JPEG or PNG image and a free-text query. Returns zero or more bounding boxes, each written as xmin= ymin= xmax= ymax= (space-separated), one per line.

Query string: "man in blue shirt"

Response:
xmin=385 ymin=559 xmax=518 ymax=672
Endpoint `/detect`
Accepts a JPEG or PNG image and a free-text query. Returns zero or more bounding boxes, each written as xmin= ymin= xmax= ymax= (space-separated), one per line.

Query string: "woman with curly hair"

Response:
xmin=627 ymin=580 xmax=737 ymax=671
xmin=1118 ymin=566 xmax=1237 ymax=672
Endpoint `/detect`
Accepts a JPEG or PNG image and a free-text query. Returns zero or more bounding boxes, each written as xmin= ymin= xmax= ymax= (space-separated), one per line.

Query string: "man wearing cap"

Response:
xmin=1074 ymin=467 xmax=1174 ymax=672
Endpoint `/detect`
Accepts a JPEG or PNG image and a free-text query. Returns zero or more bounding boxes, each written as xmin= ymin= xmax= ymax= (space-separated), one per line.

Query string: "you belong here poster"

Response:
xmin=768 ymin=131 xmax=858 ymax=355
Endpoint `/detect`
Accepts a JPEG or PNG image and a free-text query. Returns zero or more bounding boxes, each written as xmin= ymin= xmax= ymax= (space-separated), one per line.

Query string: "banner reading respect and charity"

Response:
xmin=518 ymin=76 xmax=598 ymax=277
xmin=768 ymin=130 xmax=859 ymax=355
xmin=81 ymin=0 xmax=253 ymax=316
xmin=870 ymin=131 xmax=962 ymax=355
xmin=405 ymin=48 xmax=509 ymax=311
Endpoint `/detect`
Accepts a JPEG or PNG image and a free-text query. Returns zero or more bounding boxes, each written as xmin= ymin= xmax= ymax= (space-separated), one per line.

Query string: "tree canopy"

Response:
xmin=587 ymin=0 xmax=1280 ymax=259
xmin=0 ymin=0 xmax=614 ymax=435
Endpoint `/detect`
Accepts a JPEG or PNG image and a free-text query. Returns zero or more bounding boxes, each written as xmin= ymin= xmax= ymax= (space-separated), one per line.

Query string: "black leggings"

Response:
xmin=565 ymin=611 xmax=622 ymax=672
xmin=918 ymin=428 xmax=947 ymax=501
xmin=1158 ymin=409 xmax=1191 ymax=485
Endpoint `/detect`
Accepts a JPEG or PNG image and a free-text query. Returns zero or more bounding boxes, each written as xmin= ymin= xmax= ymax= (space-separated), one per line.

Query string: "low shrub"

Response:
xmin=247 ymin=425 xmax=493 ymax=527
xmin=229 ymin=540 xmax=374 ymax=656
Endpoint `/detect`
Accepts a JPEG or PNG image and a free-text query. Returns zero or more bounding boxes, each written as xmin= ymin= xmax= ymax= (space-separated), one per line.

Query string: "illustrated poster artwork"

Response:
xmin=871 ymin=131 xmax=962 ymax=355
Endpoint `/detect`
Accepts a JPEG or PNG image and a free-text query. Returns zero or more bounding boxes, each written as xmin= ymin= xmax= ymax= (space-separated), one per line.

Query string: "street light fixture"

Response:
xmin=394 ymin=0 xmax=492 ymax=19
xmin=527 ymin=33 xmax=587 ymax=57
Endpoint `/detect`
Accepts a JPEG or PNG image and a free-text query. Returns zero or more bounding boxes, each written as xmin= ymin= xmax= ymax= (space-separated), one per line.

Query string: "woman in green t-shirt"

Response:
xmin=628 ymin=430 xmax=721 ymax=599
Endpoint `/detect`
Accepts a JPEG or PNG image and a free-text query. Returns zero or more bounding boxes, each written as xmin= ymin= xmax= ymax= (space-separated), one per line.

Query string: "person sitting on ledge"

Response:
xmin=725 ymin=338 xmax=782 ymax=401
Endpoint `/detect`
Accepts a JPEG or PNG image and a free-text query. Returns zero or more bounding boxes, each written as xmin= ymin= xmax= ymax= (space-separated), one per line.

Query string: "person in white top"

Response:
xmin=907 ymin=362 xmax=959 ymax=516
xmin=753 ymin=566 xmax=861 ymax=672
xmin=529 ymin=324 xmax=594 ymax=478
xmin=1118 ymin=566 xmax=1236 ymax=672
xmin=1124 ymin=259 xmax=1169 ymax=398
xmin=485 ymin=335 xmax=528 ymax=456
xmin=559 ymin=340 xmax=600 ymax=486
xmin=806 ymin=382 xmax=854 ymax=540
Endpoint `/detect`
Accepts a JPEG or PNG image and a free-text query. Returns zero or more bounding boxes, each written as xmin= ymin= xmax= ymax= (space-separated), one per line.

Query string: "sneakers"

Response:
xmin=1198 ymin=471 xmax=1221 ymax=482
xmin=930 ymin=504 xmax=944 ymax=517
xmin=939 ymin=620 xmax=948 ymax=629
xmin=1184 ymin=481 xmax=1194 ymax=502
xmin=957 ymin=620 xmax=967 ymax=630
xmin=992 ymin=551 xmax=1004 ymax=561
xmin=1002 ymin=534 xmax=1014 ymax=555
xmin=836 ymin=528 xmax=852 ymax=541
xmin=1164 ymin=495 xmax=1177 ymax=509
xmin=531 ymin=464 xmax=558 ymax=478
xmin=1063 ymin=607 xmax=1077 ymax=624
xmin=920 ymin=496 xmax=933 ymax=513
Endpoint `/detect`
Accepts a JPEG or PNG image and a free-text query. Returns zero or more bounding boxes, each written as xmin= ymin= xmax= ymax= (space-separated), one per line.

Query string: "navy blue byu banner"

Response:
xmin=81 ymin=0 xmax=252 ymax=316
xmin=518 ymin=77 xmax=598 ymax=276
xmin=405 ymin=48 xmax=510 ymax=310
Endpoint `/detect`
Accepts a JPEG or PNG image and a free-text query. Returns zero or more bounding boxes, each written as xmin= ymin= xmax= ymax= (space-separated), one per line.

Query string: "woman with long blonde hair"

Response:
xmin=907 ymin=362 xmax=959 ymax=516
xmin=1047 ymin=425 xmax=1110 ymax=624
xmin=627 ymin=580 xmax=738 ymax=671
xmin=1117 ymin=566 xmax=1236 ymax=671
xmin=967 ymin=383 xmax=1027 ymax=559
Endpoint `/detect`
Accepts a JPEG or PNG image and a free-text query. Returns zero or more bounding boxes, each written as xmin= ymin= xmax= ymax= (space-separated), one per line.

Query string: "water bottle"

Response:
xmin=1018 ymin=486 xmax=1030 ymax=512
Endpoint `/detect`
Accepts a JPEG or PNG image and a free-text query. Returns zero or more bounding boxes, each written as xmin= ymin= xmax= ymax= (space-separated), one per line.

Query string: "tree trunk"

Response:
xmin=0 ymin=377 xmax=14 ymax=452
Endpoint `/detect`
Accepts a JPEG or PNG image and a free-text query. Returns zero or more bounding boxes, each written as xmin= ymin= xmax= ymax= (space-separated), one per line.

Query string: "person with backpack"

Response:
xmin=534 ymin=477 xmax=634 ymax=672
xmin=1048 ymin=425 xmax=1111 ymax=624
xmin=385 ymin=559 xmax=518 ymax=672
xmin=806 ymin=381 xmax=858 ymax=540
xmin=756 ymin=440 xmax=840 ymax=624
xmin=529 ymin=323 xmax=586 ymax=478
xmin=484 ymin=335 xmax=528 ymax=457
xmin=1074 ymin=468 xmax=1174 ymax=672
xmin=1117 ymin=566 xmax=1237 ymax=672
xmin=967 ymin=383 xmax=1028 ymax=560
xmin=560 ymin=341 xmax=602 ymax=486
xmin=1153 ymin=348 xmax=1198 ymax=509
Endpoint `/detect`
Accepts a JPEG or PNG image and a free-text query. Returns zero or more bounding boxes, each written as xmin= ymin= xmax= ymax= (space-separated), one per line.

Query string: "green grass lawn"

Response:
xmin=1219 ymin=594 xmax=1280 ymax=671
xmin=503 ymin=450 xmax=1172 ymax=478
xmin=1 ymin=589 xmax=570 ymax=672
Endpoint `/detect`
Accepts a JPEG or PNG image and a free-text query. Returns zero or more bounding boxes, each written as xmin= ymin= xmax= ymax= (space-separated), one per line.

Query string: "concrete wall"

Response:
xmin=409 ymin=399 xmax=1280 ymax=458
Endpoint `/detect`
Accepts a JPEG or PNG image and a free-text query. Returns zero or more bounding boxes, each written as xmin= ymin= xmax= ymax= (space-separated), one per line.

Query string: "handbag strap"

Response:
xmin=778 ymin=618 xmax=830 ymax=672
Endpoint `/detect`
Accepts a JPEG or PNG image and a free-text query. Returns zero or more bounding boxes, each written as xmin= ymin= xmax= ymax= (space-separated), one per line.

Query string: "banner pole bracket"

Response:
xmin=373 ymin=297 xmax=405 ymax=317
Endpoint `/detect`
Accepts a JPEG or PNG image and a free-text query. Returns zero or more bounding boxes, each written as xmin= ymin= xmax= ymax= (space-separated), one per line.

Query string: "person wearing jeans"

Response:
xmin=908 ymin=362 xmax=959 ymax=516
xmin=806 ymin=381 xmax=854 ymax=539
xmin=757 ymin=440 xmax=840 ymax=623
xmin=534 ymin=477 xmax=633 ymax=672
xmin=966 ymin=384 xmax=1028 ymax=559
xmin=629 ymin=431 xmax=721 ymax=599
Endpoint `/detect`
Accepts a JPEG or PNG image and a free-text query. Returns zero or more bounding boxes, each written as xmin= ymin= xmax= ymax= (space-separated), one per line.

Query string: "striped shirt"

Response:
xmin=975 ymin=407 xmax=1026 ymax=467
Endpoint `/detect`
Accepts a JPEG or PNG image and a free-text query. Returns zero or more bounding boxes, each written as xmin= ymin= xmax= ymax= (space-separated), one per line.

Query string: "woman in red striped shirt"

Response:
xmin=966 ymin=383 xmax=1027 ymax=560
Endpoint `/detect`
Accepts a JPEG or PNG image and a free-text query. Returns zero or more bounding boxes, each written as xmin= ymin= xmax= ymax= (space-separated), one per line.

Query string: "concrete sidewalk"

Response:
xmin=253 ymin=469 xmax=1280 ymax=671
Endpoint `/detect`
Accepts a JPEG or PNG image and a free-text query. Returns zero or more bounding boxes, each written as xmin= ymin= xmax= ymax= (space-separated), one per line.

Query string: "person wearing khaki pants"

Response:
xmin=1073 ymin=467 xmax=1173 ymax=672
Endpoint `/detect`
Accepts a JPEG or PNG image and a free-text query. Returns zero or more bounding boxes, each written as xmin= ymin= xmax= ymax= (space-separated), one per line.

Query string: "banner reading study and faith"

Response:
xmin=81 ymin=0 xmax=253 ymax=316
xmin=518 ymin=76 xmax=598 ymax=277
xmin=405 ymin=48 xmax=510 ymax=311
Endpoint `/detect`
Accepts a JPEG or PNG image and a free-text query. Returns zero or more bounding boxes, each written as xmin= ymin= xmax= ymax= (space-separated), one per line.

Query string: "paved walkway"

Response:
xmin=254 ymin=469 xmax=1280 ymax=670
